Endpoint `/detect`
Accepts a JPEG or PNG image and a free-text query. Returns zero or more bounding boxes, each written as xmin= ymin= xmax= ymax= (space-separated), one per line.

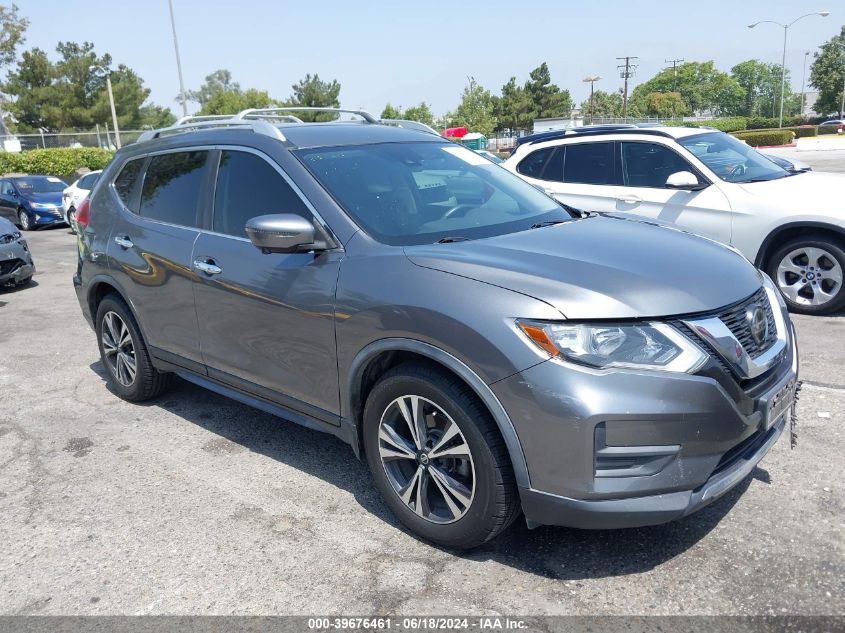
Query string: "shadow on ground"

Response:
xmin=90 ymin=361 xmax=769 ymax=581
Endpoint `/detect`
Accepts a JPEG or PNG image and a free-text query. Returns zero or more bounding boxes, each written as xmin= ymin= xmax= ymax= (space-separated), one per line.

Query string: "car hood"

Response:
xmin=734 ymin=171 xmax=844 ymax=216
xmin=404 ymin=215 xmax=761 ymax=319
xmin=24 ymin=192 xmax=63 ymax=205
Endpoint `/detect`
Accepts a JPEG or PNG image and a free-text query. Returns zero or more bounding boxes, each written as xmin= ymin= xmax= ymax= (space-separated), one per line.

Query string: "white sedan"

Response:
xmin=62 ymin=170 xmax=101 ymax=232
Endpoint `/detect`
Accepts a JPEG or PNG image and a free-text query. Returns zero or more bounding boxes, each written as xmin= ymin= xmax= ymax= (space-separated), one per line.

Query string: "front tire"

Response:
xmin=95 ymin=294 xmax=171 ymax=401
xmin=767 ymin=235 xmax=845 ymax=315
xmin=18 ymin=209 xmax=32 ymax=231
xmin=363 ymin=363 xmax=519 ymax=549
xmin=67 ymin=207 xmax=77 ymax=234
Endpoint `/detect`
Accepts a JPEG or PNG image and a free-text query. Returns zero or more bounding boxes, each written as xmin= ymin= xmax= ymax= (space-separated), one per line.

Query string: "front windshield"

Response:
xmin=296 ymin=142 xmax=569 ymax=246
xmin=678 ymin=132 xmax=789 ymax=183
xmin=13 ymin=177 xmax=66 ymax=193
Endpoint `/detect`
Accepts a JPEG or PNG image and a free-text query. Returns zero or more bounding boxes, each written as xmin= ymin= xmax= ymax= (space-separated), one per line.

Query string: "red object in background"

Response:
xmin=75 ymin=198 xmax=90 ymax=229
xmin=444 ymin=127 xmax=468 ymax=138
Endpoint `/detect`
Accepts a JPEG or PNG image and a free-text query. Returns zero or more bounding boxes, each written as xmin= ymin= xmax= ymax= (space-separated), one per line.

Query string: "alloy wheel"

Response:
xmin=776 ymin=246 xmax=843 ymax=307
xmin=18 ymin=210 xmax=30 ymax=231
xmin=378 ymin=395 xmax=476 ymax=524
xmin=101 ymin=311 xmax=137 ymax=387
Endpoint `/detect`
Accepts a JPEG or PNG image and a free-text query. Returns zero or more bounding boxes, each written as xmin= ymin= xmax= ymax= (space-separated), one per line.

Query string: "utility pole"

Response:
xmin=840 ymin=44 xmax=845 ymax=118
xmin=800 ymin=51 xmax=810 ymax=117
xmin=168 ymin=0 xmax=188 ymax=117
xmin=665 ymin=58 xmax=684 ymax=120
xmin=617 ymin=56 xmax=638 ymax=120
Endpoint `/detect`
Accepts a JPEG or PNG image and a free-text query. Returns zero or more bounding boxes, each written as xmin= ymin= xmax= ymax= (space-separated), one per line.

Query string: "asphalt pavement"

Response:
xmin=0 ymin=178 xmax=843 ymax=615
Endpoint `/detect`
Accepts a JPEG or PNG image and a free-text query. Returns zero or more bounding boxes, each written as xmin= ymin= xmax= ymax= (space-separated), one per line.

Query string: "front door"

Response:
xmin=192 ymin=149 xmax=342 ymax=420
xmin=0 ymin=180 xmax=18 ymax=223
xmin=616 ymin=141 xmax=733 ymax=246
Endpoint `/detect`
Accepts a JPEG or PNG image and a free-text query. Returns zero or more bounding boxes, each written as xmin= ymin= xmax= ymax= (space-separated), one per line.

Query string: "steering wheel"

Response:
xmin=727 ymin=163 xmax=747 ymax=180
xmin=442 ymin=204 xmax=476 ymax=220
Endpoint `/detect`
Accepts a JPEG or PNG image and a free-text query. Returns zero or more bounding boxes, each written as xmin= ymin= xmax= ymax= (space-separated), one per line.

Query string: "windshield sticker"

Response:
xmin=47 ymin=177 xmax=63 ymax=182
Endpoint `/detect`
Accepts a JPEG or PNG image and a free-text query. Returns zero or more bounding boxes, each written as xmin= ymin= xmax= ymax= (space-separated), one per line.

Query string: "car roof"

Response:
xmin=279 ymin=122 xmax=445 ymax=149
xmin=516 ymin=125 xmax=714 ymax=150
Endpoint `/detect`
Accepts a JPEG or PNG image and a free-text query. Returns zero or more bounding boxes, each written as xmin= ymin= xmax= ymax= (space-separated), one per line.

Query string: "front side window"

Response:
xmin=678 ymin=132 xmax=787 ymax=183
xmin=213 ymin=150 xmax=310 ymax=238
xmin=563 ymin=142 xmax=615 ymax=185
xmin=113 ymin=159 xmax=144 ymax=210
xmin=139 ymin=151 xmax=208 ymax=227
xmin=517 ymin=147 xmax=554 ymax=178
xmin=297 ymin=141 xmax=569 ymax=246
xmin=0 ymin=181 xmax=11 ymax=196
xmin=621 ymin=142 xmax=696 ymax=188
xmin=79 ymin=172 xmax=100 ymax=190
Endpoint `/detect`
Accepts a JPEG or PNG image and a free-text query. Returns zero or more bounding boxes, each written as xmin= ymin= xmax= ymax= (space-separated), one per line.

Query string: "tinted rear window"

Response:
xmin=113 ymin=159 xmax=144 ymax=210
xmin=139 ymin=151 xmax=208 ymax=227
xmin=517 ymin=147 xmax=554 ymax=178
xmin=563 ymin=142 xmax=615 ymax=185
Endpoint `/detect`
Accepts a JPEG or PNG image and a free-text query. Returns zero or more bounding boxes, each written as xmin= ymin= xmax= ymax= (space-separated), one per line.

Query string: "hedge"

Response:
xmin=731 ymin=129 xmax=795 ymax=147
xmin=747 ymin=115 xmax=807 ymax=130
xmin=0 ymin=147 xmax=114 ymax=179
xmin=663 ymin=117 xmax=748 ymax=132
xmin=786 ymin=126 xmax=818 ymax=138
xmin=818 ymin=124 xmax=843 ymax=135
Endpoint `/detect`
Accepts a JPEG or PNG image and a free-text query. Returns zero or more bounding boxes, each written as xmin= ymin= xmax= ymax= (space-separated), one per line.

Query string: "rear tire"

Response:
xmin=766 ymin=235 xmax=845 ymax=315
xmin=95 ymin=294 xmax=171 ymax=401
xmin=67 ymin=207 xmax=76 ymax=234
xmin=363 ymin=362 xmax=520 ymax=549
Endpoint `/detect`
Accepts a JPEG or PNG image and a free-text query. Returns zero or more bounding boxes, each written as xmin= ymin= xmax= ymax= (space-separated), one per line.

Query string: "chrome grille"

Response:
xmin=716 ymin=287 xmax=777 ymax=358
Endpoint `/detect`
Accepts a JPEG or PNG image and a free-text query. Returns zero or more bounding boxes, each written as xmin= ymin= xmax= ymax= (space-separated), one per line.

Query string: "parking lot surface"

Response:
xmin=1 ymin=203 xmax=844 ymax=615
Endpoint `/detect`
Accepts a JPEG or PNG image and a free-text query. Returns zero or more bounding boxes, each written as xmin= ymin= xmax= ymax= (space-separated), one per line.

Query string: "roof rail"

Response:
xmin=174 ymin=114 xmax=236 ymax=125
xmin=379 ymin=118 xmax=441 ymax=136
xmin=136 ymin=117 xmax=286 ymax=143
xmin=235 ymin=107 xmax=379 ymax=123
xmin=515 ymin=124 xmax=660 ymax=148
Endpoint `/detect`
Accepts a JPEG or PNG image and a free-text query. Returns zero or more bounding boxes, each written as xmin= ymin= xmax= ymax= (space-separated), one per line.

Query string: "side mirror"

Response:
xmin=665 ymin=171 xmax=706 ymax=191
xmin=245 ymin=214 xmax=326 ymax=254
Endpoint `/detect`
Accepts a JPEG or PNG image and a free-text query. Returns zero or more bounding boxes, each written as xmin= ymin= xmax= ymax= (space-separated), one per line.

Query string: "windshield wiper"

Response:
xmin=435 ymin=236 xmax=470 ymax=244
xmin=530 ymin=220 xmax=567 ymax=229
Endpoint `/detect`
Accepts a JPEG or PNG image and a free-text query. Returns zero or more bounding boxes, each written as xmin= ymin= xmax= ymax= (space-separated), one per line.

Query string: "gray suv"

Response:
xmin=73 ymin=109 xmax=798 ymax=548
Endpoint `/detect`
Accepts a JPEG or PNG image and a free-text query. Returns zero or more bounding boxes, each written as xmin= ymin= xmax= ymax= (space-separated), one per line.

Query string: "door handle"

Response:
xmin=114 ymin=236 xmax=134 ymax=249
xmin=616 ymin=194 xmax=642 ymax=204
xmin=193 ymin=257 xmax=222 ymax=275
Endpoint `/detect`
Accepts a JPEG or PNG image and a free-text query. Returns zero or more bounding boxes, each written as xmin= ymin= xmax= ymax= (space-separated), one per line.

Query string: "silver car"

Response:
xmin=0 ymin=217 xmax=35 ymax=287
xmin=73 ymin=109 xmax=798 ymax=548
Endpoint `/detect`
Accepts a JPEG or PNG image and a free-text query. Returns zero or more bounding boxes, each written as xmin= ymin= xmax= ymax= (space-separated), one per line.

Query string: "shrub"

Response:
xmin=787 ymin=126 xmax=818 ymax=138
xmin=818 ymin=124 xmax=843 ymax=135
xmin=746 ymin=115 xmax=807 ymax=129
xmin=663 ymin=117 xmax=748 ymax=132
xmin=732 ymin=129 xmax=795 ymax=147
xmin=0 ymin=147 xmax=114 ymax=179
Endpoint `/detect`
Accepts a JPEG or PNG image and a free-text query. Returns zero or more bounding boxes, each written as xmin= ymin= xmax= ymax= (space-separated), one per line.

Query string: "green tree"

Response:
xmin=187 ymin=68 xmax=240 ymax=107
xmin=402 ymin=102 xmax=435 ymax=127
xmin=809 ymin=25 xmax=845 ymax=117
xmin=730 ymin=59 xmax=799 ymax=117
xmin=380 ymin=103 xmax=402 ymax=119
xmin=579 ymin=88 xmax=623 ymax=119
xmin=630 ymin=61 xmax=743 ymax=116
xmin=645 ymin=91 xmax=686 ymax=118
xmin=0 ymin=3 xmax=28 ymax=69
xmin=524 ymin=62 xmax=571 ymax=119
xmin=450 ymin=76 xmax=497 ymax=136
xmin=494 ymin=76 xmax=533 ymax=131
xmin=138 ymin=104 xmax=176 ymax=128
xmin=286 ymin=73 xmax=341 ymax=121
xmin=200 ymin=88 xmax=275 ymax=115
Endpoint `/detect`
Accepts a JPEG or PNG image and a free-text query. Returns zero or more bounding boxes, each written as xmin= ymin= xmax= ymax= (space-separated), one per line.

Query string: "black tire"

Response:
xmin=18 ymin=209 xmax=32 ymax=231
xmin=363 ymin=362 xmax=520 ymax=549
xmin=95 ymin=294 xmax=171 ymax=401
xmin=766 ymin=235 xmax=845 ymax=315
xmin=67 ymin=207 xmax=77 ymax=234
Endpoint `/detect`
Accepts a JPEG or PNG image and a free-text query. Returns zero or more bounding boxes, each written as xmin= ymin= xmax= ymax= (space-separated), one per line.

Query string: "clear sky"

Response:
xmin=16 ymin=0 xmax=844 ymax=117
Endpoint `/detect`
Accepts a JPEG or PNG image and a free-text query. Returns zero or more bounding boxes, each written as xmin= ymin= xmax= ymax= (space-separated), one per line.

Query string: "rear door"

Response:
xmin=617 ymin=140 xmax=732 ymax=245
xmin=192 ymin=148 xmax=342 ymax=420
xmin=106 ymin=150 xmax=211 ymax=372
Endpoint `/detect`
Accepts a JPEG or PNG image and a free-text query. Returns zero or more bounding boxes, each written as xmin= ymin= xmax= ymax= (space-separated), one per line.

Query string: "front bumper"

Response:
xmin=493 ymin=310 xmax=797 ymax=530
xmin=0 ymin=241 xmax=35 ymax=284
xmin=32 ymin=209 xmax=66 ymax=227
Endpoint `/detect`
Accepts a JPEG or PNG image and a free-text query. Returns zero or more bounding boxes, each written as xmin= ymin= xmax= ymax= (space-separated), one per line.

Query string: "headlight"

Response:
xmin=30 ymin=202 xmax=58 ymax=210
xmin=517 ymin=320 xmax=707 ymax=373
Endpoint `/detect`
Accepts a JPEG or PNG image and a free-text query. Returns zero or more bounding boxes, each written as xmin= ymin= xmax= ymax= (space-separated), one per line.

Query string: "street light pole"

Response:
xmin=582 ymin=76 xmax=600 ymax=124
xmin=168 ymin=0 xmax=188 ymax=117
xmin=748 ymin=10 xmax=830 ymax=128
xmin=90 ymin=65 xmax=121 ymax=149
xmin=800 ymin=51 xmax=810 ymax=117
xmin=841 ymin=44 xmax=845 ymax=118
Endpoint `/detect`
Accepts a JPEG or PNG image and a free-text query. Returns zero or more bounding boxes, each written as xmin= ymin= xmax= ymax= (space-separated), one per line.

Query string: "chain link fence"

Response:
xmin=1 ymin=129 xmax=149 ymax=152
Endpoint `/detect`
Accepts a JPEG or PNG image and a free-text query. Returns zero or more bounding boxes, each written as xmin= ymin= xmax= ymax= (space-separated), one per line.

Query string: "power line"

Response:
xmin=617 ymin=56 xmax=638 ymax=120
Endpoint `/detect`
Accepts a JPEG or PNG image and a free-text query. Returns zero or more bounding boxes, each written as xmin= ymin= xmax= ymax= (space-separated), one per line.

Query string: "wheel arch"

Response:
xmin=346 ymin=338 xmax=531 ymax=489
xmin=755 ymin=221 xmax=845 ymax=268
xmin=85 ymin=275 xmax=150 ymax=342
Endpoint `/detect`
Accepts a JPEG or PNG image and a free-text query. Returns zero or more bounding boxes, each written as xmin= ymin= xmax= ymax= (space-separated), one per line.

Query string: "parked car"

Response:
xmin=0 ymin=216 xmax=35 ymax=287
xmin=62 ymin=170 xmax=102 ymax=232
xmin=763 ymin=153 xmax=811 ymax=173
xmin=504 ymin=126 xmax=845 ymax=314
xmin=74 ymin=109 xmax=798 ymax=548
xmin=0 ymin=175 xmax=67 ymax=231
xmin=819 ymin=119 xmax=845 ymax=130
xmin=474 ymin=149 xmax=504 ymax=164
